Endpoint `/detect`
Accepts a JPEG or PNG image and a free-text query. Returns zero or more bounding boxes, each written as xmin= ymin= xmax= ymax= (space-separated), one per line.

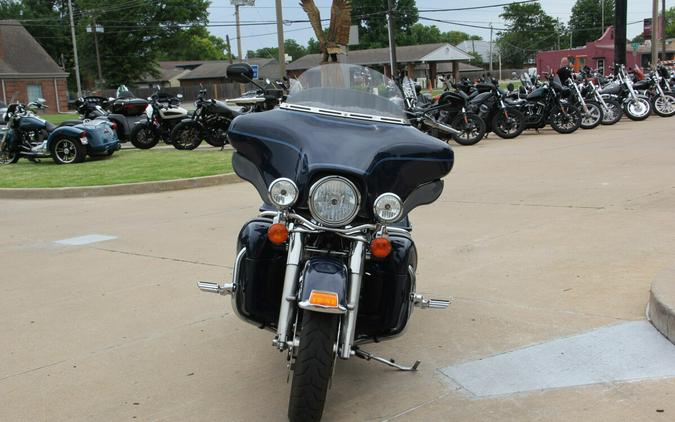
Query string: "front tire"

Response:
xmin=50 ymin=138 xmax=86 ymax=164
xmin=0 ymin=148 xmax=19 ymax=164
xmin=491 ymin=108 xmax=525 ymax=139
xmin=652 ymin=94 xmax=675 ymax=117
xmin=624 ymin=98 xmax=651 ymax=121
xmin=288 ymin=311 xmax=338 ymax=422
xmin=579 ymin=101 xmax=603 ymax=129
xmin=171 ymin=122 xmax=202 ymax=150
xmin=550 ymin=105 xmax=581 ymax=134
xmin=600 ymin=99 xmax=623 ymax=125
xmin=450 ymin=113 xmax=486 ymax=146
xmin=130 ymin=123 xmax=160 ymax=149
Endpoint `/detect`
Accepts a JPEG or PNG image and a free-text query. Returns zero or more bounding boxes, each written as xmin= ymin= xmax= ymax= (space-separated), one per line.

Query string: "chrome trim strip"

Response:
xmin=298 ymin=301 xmax=347 ymax=314
xmin=280 ymin=102 xmax=408 ymax=125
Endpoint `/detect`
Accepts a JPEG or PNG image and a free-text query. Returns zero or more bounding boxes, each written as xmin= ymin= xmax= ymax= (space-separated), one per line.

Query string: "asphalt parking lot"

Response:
xmin=2 ymin=117 xmax=675 ymax=421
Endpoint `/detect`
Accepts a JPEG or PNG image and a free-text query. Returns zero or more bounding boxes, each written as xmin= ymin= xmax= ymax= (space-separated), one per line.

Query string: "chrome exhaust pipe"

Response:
xmin=423 ymin=116 xmax=461 ymax=136
xmin=197 ymin=281 xmax=233 ymax=296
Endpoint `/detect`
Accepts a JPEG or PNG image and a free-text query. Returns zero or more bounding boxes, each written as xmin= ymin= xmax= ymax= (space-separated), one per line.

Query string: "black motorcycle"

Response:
xmin=577 ymin=68 xmax=623 ymax=125
xmin=598 ymin=65 xmax=651 ymax=121
xmin=512 ymin=74 xmax=582 ymax=133
xmin=565 ymin=75 xmax=603 ymax=129
xmin=129 ymin=92 xmax=188 ymax=149
xmin=197 ymin=63 xmax=453 ymax=422
xmin=170 ymin=87 xmax=239 ymax=150
xmin=468 ymin=80 xmax=526 ymax=139
xmin=632 ymin=65 xmax=675 ymax=117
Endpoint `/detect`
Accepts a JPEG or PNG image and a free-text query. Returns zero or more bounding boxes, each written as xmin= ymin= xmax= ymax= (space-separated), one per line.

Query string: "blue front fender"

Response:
xmin=298 ymin=257 xmax=348 ymax=314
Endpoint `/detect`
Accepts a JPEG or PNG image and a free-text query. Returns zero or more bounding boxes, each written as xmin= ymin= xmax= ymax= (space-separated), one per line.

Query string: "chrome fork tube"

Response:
xmin=339 ymin=240 xmax=367 ymax=359
xmin=274 ymin=229 xmax=303 ymax=350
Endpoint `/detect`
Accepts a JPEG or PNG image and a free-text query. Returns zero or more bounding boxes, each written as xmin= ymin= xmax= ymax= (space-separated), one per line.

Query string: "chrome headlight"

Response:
xmin=308 ymin=176 xmax=360 ymax=227
xmin=373 ymin=193 xmax=403 ymax=223
xmin=268 ymin=178 xmax=298 ymax=209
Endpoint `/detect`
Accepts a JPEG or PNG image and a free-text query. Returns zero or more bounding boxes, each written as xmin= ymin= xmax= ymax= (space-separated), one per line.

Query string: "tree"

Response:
xmin=569 ymin=0 xmax=615 ymax=47
xmin=665 ymin=7 xmax=675 ymax=39
xmin=156 ymin=27 xmax=229 ymax=61
xmin=497 ymin=3 xmax=564 ymax=67
xmin=351 ymin=0 xmax=418 ymax=49
xmin=247 ymin=39 xmax=307 ymax=61
xmin=396 ymin=23 xmax=480 ymax=46
xmin=468 ymin=51 xmax=483 ymax=67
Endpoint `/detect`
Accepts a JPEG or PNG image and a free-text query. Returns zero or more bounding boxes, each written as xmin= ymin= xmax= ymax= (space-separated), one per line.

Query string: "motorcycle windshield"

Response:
xmin=285 ymin=64 xmax=406 ymax=122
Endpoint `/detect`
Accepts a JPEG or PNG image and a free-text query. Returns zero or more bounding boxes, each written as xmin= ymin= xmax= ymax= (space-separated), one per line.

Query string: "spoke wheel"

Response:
xmin=130 ymin=124 xmax=159 ymax=149
xmin=600 ymin=100 xmax=623 ymax=125
xmin=580 ymin=102 xmax=603 ymax=129
xmin=450 ymin=113 xmax=486 ymax=146
xmin=550 ymin=106 xmax=580 ymax=134
xmin=172 ymin=124 xmax=202 ymax=150
xmin=0 ymin=148 xmax=19 ymax=164
xmin=653 ymin=95 xmax=675 ymax=117
xmin=624 ymin=98 xmax=650 ymax=121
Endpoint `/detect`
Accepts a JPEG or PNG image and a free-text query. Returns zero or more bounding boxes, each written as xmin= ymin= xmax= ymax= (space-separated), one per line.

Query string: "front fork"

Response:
xmin=273 ymin=231 xmax=367 ymax=360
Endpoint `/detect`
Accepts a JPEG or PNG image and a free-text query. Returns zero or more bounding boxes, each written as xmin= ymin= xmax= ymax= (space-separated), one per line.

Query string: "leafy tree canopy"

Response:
xmin=569 ymin=0 xmax=615 ymax=46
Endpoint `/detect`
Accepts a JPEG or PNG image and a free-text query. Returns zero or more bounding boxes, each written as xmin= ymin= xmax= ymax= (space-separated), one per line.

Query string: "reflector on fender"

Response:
xmin=308 ymin=290 xmax=339 ymax=307
xmin=267 ymin=223 xmax=289 ymax=244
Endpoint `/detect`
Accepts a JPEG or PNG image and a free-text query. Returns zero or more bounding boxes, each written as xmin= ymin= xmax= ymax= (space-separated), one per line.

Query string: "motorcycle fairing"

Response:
xmin=229 ymin=109 xmax=454 ymax=213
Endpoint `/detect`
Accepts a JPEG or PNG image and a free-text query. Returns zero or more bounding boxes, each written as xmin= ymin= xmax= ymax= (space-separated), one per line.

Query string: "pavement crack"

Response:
xmin=381 ymin=392 xmax=452 ymax=421
xmin=93 ymin=247 xmax=232 ymax=269
xmin=0 ymin=359 xmax=67 ymax=383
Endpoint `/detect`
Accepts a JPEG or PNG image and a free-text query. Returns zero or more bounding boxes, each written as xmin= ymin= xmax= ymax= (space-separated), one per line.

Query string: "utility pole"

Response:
xmin=614 ymin=0 xmax=627 ymax=73
xmin=489 ymin=23 xmax=493 ymax=74
xmin=67 ymin=0 xmax=82 ymax=96
xmin=275 ymin=0 xmax=286 ymax=78
xmin=652 ymin=0 xmax=658 ymax=67
xmin=386 ymin=0 xmax=397 ymax=79
xmin=226 ymin=35 xmax=234 ymax=64
xmin=663 ymin=0 xmax=667 ymax=60
xmin=235 ymin=4 xmax=243 ymax=61
xmin=600 ymin=0 xmax=605 ymax=37
xmin=91 ymin=17 xmax=103 ymax=83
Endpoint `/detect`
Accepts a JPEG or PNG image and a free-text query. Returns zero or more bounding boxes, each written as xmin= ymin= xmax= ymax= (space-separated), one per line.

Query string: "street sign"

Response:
xmin=251 ymin=64 xmax=259 ymax=79
xmin=86 ymin=24 xmax=104 ymax=33
xmin=230 ymin=0 xmax=255 ymax=5
xmin=631 ymin=42 xmax=639 ymax=52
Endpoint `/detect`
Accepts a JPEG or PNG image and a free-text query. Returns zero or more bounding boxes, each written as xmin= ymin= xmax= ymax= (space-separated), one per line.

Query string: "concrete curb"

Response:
xmin=0 ymin=173 xmax=242 ymax=199
xmin=648 ymin=265 xmax=675 ymax=345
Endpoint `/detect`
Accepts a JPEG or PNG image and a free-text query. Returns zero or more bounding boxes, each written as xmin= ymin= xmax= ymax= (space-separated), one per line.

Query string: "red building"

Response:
xmin=535 ymin=26 xmax=674 ymax=76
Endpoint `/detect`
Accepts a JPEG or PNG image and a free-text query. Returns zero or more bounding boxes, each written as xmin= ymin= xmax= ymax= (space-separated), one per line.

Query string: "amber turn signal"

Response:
xmin=370 ymin=237 xmax=392 ymax=258
xmin=308 ymin=290 xmax=339 ymax=307
xmin=267 ymin=223 xmax=289 ymax=244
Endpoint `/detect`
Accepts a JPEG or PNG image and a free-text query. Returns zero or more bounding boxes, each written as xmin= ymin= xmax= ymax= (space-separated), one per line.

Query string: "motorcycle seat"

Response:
xmin=58 ymin=120 xmax=84 ymax=127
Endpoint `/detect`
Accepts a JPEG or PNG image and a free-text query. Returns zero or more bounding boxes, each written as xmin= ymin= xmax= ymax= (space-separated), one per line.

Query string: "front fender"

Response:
xmin=298 ymin=257 xmax=348 ymax=314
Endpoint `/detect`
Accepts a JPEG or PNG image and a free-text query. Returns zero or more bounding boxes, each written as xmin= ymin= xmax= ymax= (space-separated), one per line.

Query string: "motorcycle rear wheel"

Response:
xmin=450 ymin=113 xmax=486 ymax=146
xmin=288 ymin=311 xmax=338 ymax=422
xmin=579 ymin=101 xmax=603 ymax=129
xmin=171 ymin=122 xmax=202 ymax=150
xmin=600 ymin=99 xmax=623 ymax=125
xmin=550 ymin=105 xmax=581 ymax=134
xmin=652 ymin=94 xmax=675 ymax=117
xmin=130 ymin=123 xmax=160 ymax=149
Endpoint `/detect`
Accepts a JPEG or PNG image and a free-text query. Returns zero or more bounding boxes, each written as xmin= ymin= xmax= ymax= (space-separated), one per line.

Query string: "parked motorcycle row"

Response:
xmin=406 ymin=63 xmax=674 ymax=146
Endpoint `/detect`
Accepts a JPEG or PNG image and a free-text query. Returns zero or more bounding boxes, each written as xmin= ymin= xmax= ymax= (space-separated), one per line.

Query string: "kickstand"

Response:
xmin=353 ymin=347 xmax=420 ymax=371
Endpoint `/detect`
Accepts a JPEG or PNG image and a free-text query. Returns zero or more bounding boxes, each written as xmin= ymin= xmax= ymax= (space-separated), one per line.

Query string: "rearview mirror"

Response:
xmin=176 ymin=94 xmax=183 ymax=99
xmin=37 ymin=98 xmax=46 ymax=104
xmin=511 ymin=71 xmax=517 ymax=79
xmin=227 ymin=63 xmax=254 ymax=83
xmin=507 ymin=83 xmax=515 ymax=91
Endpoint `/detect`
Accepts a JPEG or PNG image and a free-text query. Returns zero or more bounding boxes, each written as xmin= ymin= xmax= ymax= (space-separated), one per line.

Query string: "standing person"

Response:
xmin=557 ymin=57 xmax=573 ymax=84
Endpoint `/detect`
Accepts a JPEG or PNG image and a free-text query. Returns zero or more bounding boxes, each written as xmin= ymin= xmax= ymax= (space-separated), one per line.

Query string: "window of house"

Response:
xmin=27 ymin=84 xmax=43 ymax=103
xmin=597 ymin=59 xmax=605 ymax=74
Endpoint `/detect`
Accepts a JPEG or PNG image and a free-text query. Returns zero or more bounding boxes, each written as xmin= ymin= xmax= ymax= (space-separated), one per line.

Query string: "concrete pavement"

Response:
xmin=1 ymin=118 xmax=675 ymax=421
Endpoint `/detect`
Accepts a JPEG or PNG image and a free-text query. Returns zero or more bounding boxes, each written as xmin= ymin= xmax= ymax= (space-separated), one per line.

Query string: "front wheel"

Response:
xmin=550 ymin=105 xmax=581 ymax=134
xmin=450 ymin=113 xmax=486 ymax=146
xmin=579 ymin=101 xmax=603 ymax=129
xmin=491 ymin=108 xmax=525 ymax=139
xmin=600 ymin=99 xmax=623 ymax=125
xmin=652 ymin=94 xmax=675 ymax=117
xmin=50 ymin=138 xmax=86 ymax=164
xmin=624 ymin=98 xmax=651 ymax=121
xmin=130 ymin=123 xmax=160 ymax=149
xmin=288 ymin=312 xmax=338 ymax=422
xmin=0 ymin=148 xmax=19 ymax=164
xmin=171 ymin=122 xmax=202 ymax=150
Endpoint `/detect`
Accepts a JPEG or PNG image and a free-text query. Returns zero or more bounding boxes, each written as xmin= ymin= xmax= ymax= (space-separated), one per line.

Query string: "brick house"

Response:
xmin=0 ymin=20 xmax=68 ymax=112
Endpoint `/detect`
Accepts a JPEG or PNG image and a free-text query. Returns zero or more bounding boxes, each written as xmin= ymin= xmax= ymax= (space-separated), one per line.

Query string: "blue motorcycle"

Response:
xmin=0 ymin=98 xmax=119 ymax=165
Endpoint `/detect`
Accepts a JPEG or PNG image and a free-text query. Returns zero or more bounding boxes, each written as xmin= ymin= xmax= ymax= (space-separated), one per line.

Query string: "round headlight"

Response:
xmin=268 ymin=178 xmax=298 ymax=209
xmin=373 ymin=193 xmax=403 ymax=223
xmin=308 ymin=176 xmax=360 ymax=227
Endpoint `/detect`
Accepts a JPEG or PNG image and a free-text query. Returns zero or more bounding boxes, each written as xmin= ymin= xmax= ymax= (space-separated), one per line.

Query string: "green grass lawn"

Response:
xmin=0 ymin=148 xmax=233 ymax=188
xmin=40 ymin=113 xmax=80 ymax=124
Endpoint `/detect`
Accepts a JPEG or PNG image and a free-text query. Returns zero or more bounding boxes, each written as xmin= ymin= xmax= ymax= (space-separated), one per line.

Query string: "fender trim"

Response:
xmin=298 ymin=257 xmax=348 ymax=314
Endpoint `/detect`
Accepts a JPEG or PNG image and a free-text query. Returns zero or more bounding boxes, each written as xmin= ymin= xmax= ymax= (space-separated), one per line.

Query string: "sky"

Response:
xmin=208 ymin=0 xmax=673 ymax=58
